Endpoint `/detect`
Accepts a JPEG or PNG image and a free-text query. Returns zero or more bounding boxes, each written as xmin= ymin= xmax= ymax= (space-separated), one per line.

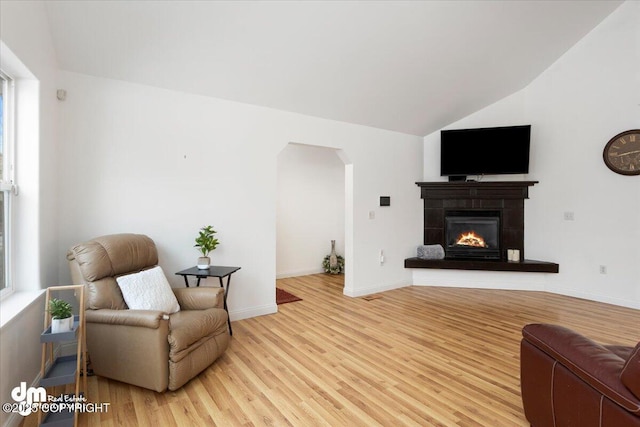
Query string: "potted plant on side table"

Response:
xmin=48 ymin=298 xmax=74 ymax=333
xmin=194 ymin=225 xmax=220 ymax=269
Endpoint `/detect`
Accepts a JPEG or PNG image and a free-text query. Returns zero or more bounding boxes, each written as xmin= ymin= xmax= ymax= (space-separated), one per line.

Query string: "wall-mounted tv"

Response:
xmin=440 ymin=125 xmax=531 ymax=179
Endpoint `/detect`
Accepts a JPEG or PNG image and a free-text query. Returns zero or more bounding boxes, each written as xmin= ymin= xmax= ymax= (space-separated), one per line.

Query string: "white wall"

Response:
xmin=0 ymin=3 xmax=422 ymax=417
xmin=0 ymin=2 xmax=60 ymax=292
xmin=277 ymin=143 xmax=345 ymax=278
xmin=0 ymin=2 xmax=59 ymax=426
xmin=0 ymin=296 xmax=45 ymax=427
xmin=56 ymin=71 xmax=423 ymax=317
xmin=418 ymin=1 xmax=639 ymax=309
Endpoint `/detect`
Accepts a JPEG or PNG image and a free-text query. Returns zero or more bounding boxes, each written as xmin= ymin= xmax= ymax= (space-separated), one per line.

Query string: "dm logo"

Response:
xmin=11 ymin=382 xmax=47 ymax=416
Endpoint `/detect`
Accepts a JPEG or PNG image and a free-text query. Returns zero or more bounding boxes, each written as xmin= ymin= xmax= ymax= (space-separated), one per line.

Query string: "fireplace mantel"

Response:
xmin=416 ymin=180 xmax=539 ymax=200
xmin=406 ymin=181 xmax=559 ymax=273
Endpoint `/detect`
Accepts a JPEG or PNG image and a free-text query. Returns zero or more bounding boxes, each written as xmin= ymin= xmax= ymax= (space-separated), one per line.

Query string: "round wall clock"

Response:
xmin=602 ymin=129 xmax=640 ymax=176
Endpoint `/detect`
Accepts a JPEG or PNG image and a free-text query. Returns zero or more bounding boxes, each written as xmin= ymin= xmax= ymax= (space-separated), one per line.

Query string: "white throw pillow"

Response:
xmin=116 ymin=266 xmax=180 ymax=314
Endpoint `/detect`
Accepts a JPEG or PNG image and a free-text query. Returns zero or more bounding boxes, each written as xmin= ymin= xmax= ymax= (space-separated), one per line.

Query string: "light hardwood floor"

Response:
xmin=23 ymin=274 xmax=639 ymax=426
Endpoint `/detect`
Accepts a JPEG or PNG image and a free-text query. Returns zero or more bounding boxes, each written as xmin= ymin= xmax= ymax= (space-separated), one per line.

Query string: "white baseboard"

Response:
xmin=546 ymin=286 xmax=640 ymax=310
xmin=410 ymin=269 xmax=639 ymax=309
xmin=411 ymin=269 xmax=547 ymax=291
xmin=344 ymin=279 xmax=412 ymax=298
xmin=229 ymin=303 xmax=277 ymax=322
xmin=276 ymin=268 xmax=325 ymax=279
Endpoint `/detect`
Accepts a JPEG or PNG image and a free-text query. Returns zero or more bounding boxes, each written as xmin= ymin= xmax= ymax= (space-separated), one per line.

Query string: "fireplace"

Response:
xmin=416 ymin=181 xmax=534 ymax=262
xmin=406 ymin=181 xmax=559 ymax=273
xmin=445 ymin=210 xmax=500 ymax=260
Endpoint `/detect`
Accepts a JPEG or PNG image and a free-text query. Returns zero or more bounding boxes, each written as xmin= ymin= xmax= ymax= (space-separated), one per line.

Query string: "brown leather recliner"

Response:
xmin=67 ymin=233 xmax=230 ymax=392
xmin=521 ymin=323 xmax=640 ymax=427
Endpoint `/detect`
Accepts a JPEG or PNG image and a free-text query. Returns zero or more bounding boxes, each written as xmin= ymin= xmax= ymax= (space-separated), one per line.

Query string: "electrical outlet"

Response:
xmin=599 ymin=265 xmax=607 ymax=274
xmin=564 ymin=212 xmax=575 ymax=221
xmin=369 ymin=211 xmax=375 ymax=220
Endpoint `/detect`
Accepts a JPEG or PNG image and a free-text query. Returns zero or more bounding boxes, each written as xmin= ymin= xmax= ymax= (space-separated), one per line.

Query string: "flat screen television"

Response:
xmin=440 ymin=125 xmax=531 ymax=179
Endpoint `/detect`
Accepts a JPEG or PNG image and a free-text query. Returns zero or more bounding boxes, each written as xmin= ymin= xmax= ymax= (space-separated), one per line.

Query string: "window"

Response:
xmin=0 ymin=71 xmax=15 ymax=296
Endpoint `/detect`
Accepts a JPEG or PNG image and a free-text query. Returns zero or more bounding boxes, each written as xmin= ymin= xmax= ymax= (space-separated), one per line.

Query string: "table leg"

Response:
xmin=182 ymin=276 xmax=190 ymax=288
xmin=218 ymin=276 xmax=233 ymax=336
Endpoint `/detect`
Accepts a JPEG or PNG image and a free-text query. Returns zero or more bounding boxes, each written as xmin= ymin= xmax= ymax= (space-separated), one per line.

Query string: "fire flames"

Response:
xmin=455 ymin=231 xmax=488 ymax=248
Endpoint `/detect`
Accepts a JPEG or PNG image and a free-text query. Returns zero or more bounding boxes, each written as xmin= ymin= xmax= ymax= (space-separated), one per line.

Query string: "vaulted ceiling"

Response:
xmin=43 ymin=1 xmax=622 ymax=136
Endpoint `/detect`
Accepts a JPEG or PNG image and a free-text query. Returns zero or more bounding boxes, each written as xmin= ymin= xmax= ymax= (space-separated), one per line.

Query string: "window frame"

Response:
xmin=0 ymin=70 xmax=16 ymax=299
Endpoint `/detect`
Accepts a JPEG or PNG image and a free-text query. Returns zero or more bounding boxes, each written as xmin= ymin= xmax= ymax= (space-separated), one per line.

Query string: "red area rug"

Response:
xmin=276 ymin=288 xmax=302 ymax=305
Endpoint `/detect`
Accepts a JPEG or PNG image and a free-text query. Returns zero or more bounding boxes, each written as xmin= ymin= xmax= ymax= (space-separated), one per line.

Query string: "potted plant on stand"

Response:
xmin=48 ymin=298 xmax=74 ymax=333
xmin=194 ymin=225 xmax=219 ymax=269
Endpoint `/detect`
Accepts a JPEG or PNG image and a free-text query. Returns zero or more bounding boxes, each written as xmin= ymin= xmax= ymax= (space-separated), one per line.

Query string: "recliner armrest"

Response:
xmin=86 ymin=309 xmax=166 ymax=328
xmin=523 ymin=323 xmax=640 ymax=413
xmin=173 ymin=287 xmax=224 ymax=310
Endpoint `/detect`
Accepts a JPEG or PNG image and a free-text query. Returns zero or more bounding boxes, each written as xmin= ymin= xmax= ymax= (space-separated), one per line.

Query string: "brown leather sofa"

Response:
xmin=67 ymin=233 xmax=230 ymax=392
xmin=521 ymin=323 xmax=640 ymax=427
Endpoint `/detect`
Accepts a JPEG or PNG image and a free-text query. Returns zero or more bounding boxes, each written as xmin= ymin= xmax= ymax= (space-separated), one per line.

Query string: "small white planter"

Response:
xmin=197 ymin=256 xmax=211 ymax=270
xmin=51 ymin=316 xmax=74 ymax=333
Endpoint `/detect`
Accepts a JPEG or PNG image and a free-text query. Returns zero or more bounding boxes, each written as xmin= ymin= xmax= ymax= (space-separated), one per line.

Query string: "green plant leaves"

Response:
xmin=194 ymin=225 xmax=219 ymax=256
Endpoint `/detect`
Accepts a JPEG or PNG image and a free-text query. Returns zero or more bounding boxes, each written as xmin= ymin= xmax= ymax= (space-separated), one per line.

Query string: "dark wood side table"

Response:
xmin=175 ymin=266 xmax=241 ymax=335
